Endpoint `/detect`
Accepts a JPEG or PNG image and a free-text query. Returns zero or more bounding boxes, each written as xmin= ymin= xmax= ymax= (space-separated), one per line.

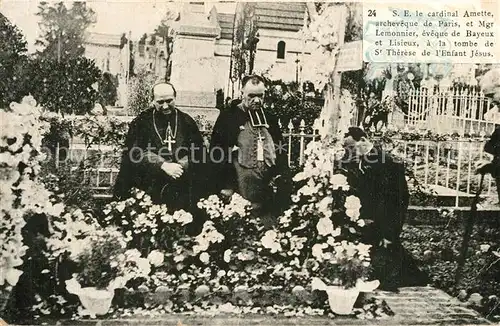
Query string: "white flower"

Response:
xmin=46 ymin=202 xmax=65 ymax=217
xmin=0 ymin=266 xmax=23 ymax=287
xmin=480 ymin=244 xmax=491 ymax=252
xmin=199 ymin=252 xmax=210 ymax=264
xmin=174 ymin=254 xmax=185 ymax=263
xmin=147 ymin=250 xmax=164 ymax=267
xmin=223 ymin=249 xmax=232 ymax=263
xmin=344 ymin=195 xmax=361 ymax=210
xmin=357 ymin=219 xmax=366 ymax=227
xmin=293 ymin=171 xmax=306 ymax=182
xmin=331 ymin=227 xmax=341 ymax=237
xmin=329 ymin=174 xmax=349 ymax=190
xmin=173 ymin=209 xmax=193 ymax=225
xmin=346 ymin=209 xmax=360 ymax=221
xmin=317 ymin=197 xmax=333 ymax=214
xmin=356 ymin=243 xmax=371 ymax=259
xmin=316 ymin=217 xmax=334 ymax=236
xmin=298 ymin=184 xmax=315 ymax=197
xmin=327 ymin=236 xmax=336 ymax=246
xmin=116 ymin=202 xmax=126 ymax=213
xmin=279 ymin=214 xmax=292 ymax=226
xmin=344 ymin=195 xmax=361 ymax=221
xmin=236 ymin=252 xmax=248 ymax=261
xmin=312 ymin=243 xmax=328 ymax=260
xmin=261 ymin=230 xmax=282 ymax=253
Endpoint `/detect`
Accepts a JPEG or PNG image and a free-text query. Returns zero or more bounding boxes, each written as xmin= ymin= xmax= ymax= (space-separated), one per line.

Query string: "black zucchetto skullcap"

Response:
xmin=344 ymin=127 xmax=367 ymax=141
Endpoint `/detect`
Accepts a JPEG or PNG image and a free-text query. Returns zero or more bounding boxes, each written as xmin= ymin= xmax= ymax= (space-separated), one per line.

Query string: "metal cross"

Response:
xmin=165 ymin=124 xmax=176 ymax=152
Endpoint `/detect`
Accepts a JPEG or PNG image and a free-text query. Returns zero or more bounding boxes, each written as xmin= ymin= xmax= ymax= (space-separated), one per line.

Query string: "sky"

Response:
xmin=0 ymin=1 xmax=236 ymax=53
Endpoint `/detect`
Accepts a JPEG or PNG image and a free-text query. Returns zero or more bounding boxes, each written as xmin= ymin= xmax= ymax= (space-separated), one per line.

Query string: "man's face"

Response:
xmin=241 ymin=81 xmax=266 ymax=111
xmin=485 ymin=86 xmax=500 ymax=108
xmin=342 ymin=135 xmax=373 ymax=161
xmin=153 ymin=84 xmax=176 ymax=113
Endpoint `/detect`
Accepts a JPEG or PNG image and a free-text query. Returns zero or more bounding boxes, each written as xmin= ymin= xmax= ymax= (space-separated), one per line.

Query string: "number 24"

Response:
xmin=368 ymin=10 xmax=376 ymax=17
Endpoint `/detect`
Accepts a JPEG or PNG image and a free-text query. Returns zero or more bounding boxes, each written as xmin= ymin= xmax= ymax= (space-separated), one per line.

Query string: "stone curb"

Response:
xmin=115 ymin=285 xmax=323 ymax=308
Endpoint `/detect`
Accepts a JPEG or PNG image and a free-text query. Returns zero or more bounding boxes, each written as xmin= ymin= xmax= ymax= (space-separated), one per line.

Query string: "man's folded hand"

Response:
xmin=161 ymin=162 xmax=184 ymax=179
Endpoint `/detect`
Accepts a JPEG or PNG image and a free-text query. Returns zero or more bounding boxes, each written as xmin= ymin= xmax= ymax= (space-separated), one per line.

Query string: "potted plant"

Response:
xmin=64 ymin=226 xmax=146 ymax=317
xmin=259 ymin=140 xmax=380 ymax=315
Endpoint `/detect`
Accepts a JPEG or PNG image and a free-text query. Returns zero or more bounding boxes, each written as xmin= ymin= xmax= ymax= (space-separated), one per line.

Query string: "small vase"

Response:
xmin=76 ymin=287 xmax=115 ymax=316
xmin=325 ymin=286 xmax=360 ymax=315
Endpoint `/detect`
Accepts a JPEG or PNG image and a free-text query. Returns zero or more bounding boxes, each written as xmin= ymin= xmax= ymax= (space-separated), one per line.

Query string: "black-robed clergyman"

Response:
xmin=114 ymin=82 xmax=205 ymax=212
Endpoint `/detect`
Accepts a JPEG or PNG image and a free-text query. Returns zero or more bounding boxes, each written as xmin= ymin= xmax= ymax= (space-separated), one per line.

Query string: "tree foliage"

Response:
xmin=127 ymin=67 xmax=157 ymax=114
xmin=98 ymin=72 xmax=118 ymax=106
xmin=0 ymin=14 xmax=29 ymax=107
xmin=25 ymin=57 xmax=101 ymax=114
xmin=35 ymin=1 xmax=96 ymax=60
xmin=263 ymin=80 xmax=323 ymax=132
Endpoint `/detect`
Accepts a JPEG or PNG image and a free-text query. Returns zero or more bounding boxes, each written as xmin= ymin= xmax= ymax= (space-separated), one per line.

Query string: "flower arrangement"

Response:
xmin=300 ymin=4 xmax=345 ymax=91
xmin=102 ymin=188 xmax=193 ymax=255
xmin=0 ymin=96 xmax=58 ymax=296
xmin=192 ymin=194 xmax=285 ymax=292
xmin=64 ymin=227 xmax=156 ymax=318
xmin=264 ymin=140 xmax=376 ymax=288
xmin=68 ymin=226 xmax=128 ymax=290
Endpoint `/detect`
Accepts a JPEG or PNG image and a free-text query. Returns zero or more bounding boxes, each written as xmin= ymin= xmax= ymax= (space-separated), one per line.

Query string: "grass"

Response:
xmin=401 ymin=218 xmax=500 ymax=321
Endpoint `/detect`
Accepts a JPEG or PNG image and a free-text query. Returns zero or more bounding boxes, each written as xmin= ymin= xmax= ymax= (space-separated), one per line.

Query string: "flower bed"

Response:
xmin=2 ymin=98 xmax=396 ymax=323
xmin=25 ymin=139 xmax=390 ymax=321
xmin=0 ymin=97 xmax=69 ymax=314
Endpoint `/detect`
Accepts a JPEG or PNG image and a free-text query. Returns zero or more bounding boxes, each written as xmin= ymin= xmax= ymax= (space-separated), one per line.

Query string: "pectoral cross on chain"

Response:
xmin=257 ymin=131 xmax=265 ymax=162
xmin=165 ymin=123 xmax=176 ymax=152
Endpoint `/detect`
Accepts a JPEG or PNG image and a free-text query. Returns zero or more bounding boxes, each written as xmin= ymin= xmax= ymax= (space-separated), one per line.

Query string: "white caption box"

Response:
xmin=363 ymin=2 xmax=500 ymax=63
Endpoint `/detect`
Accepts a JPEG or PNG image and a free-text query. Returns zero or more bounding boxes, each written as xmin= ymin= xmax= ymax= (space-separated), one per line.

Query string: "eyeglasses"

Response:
xmin=156 ymin=99 xmax=173 ymax=105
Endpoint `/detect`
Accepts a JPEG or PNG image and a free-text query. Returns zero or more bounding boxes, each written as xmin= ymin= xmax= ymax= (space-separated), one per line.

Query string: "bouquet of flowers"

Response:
xmin=102 ymin=188 xmax=193 ymax=255
xmin=0 ymin=96 xmax=55 ymax=305
xmin=193 ymin=194 xmax=264 ymax=280
xmin=64 ymin=226 xmax=156 ymax=317
xmin=259 ymin=140 xmax=379 ymax=313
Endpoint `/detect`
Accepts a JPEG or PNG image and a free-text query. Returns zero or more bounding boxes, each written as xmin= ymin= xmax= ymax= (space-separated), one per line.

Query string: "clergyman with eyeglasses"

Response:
xmin=209 ymin=75 xmax=291 ymax=222
xmin=113 ymin=82 xmax=206 ymax=214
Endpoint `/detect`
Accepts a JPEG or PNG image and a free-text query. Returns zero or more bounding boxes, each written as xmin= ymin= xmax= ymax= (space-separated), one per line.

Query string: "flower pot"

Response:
xmin=325 ymin=286 xmax=360 ymax=315
xmin=76 ymin=287 xmax=115 ymax=316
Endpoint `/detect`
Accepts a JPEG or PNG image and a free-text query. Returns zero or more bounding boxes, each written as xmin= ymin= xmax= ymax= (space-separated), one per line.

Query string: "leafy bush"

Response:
xmin=38 ymin=160 xmax=96 ymax=212
xmin=0 ymin=14 xmax=29 ymax=107
xmin=263 ymin=80 xmax=322 ymax=132
xmin=127 ymin=68 xmax=157 ymax=115
xmin=24 ymin=57 xmax=101 ymax=115
xmin=98 ymin=72 xmax=118 ymax=107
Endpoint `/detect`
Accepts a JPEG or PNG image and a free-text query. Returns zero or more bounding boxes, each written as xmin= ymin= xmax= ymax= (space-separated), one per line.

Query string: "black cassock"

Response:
xmin=341 ymin=147 xmax=430 ymax=290
xmin=485 ymin=126 xmax=500 ymax=202
xmin=485 ymin=126 xmax=500 ymax=176
xmin=209 ymin=100 xmax=291 ymax=214
xmin=113 ymin=107 xmax=206 ymax=213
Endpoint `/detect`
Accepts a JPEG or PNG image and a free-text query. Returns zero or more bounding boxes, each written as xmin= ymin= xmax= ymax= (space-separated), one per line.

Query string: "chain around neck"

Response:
xmin=152 ymin=108 xmax=178 ymax=144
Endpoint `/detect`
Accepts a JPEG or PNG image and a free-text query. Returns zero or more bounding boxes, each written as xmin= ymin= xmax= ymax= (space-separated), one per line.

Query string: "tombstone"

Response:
xmin=170 ymin=4 xmax=220 ymax=107
xmin=169 ymin=3 xmax=222 ymax=126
